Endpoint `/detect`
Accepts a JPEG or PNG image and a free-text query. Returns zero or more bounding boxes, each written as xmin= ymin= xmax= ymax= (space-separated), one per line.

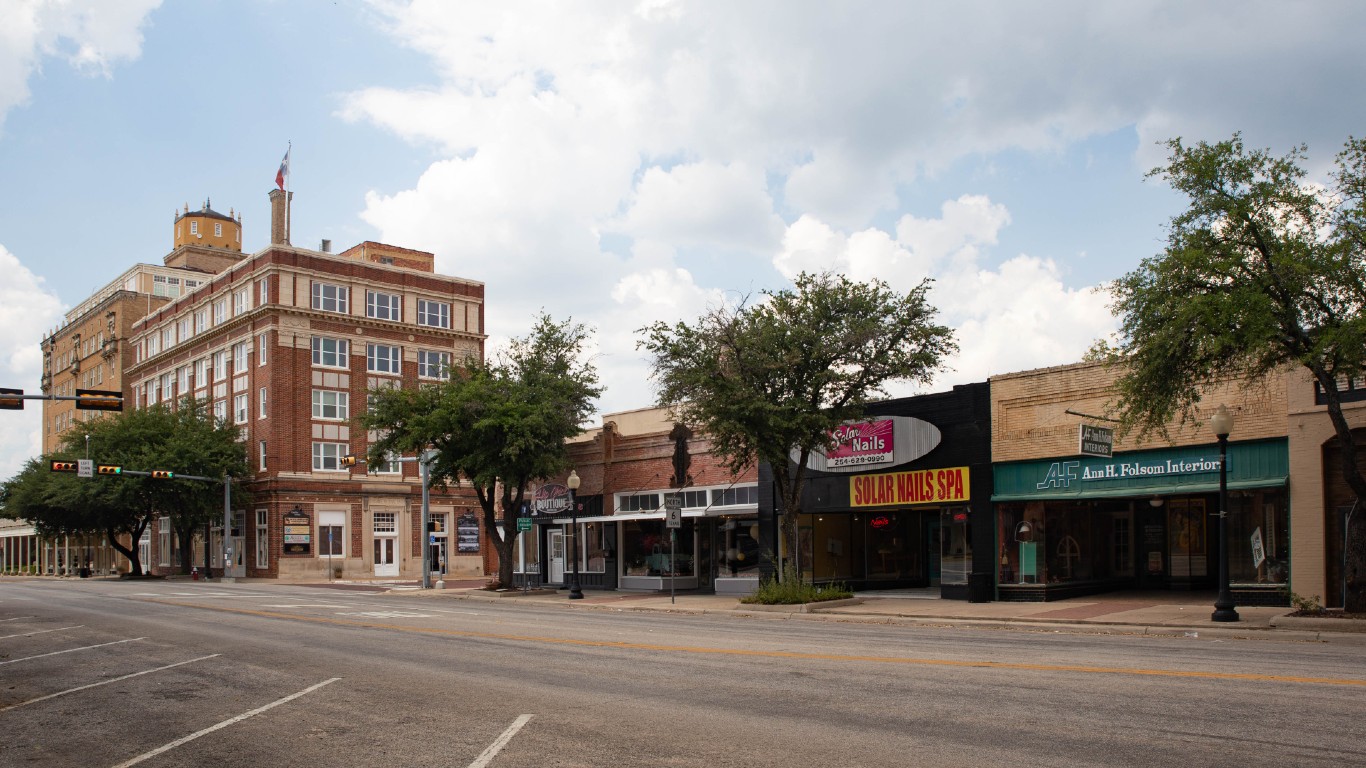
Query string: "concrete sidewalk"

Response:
xmin=364 ymin=581 xmax=1366 ymax=643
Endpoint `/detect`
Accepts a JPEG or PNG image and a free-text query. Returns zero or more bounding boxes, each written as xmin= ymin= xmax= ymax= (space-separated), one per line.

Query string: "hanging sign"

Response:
xmin=532 ymin=483 xmax=570 ymax=515
xmin=1078 ymin=424 xmax=1114 ymax=458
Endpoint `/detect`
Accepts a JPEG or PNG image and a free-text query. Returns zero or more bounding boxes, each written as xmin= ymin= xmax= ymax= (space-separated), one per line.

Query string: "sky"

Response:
xmin=1 ymin=0 xmax=1364 ymax=482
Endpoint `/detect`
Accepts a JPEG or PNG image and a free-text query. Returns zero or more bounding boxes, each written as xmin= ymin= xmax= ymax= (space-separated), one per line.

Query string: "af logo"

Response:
xmin=1036 ymin=461 xmax=1080 ymax=490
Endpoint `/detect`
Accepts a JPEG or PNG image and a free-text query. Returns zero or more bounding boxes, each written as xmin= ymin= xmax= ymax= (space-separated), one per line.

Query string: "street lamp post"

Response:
xmin=1210 ymin=405 xmax=1239 ymax=623
xmin=567 ymin=470 xmax=583 ymax=599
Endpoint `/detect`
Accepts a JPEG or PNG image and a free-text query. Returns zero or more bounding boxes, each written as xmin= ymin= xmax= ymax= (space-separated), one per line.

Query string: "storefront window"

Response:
xmin=622 ymin=520 xmax=694 ymax=577
xmin=514 ymin=527 xmax=540 ymax=574
xmin=796 ymin=512 xmax=926 ymax=583
xmin=998 ymin=500 xmax=1134 ymax=585
xmin=1167 ymin=498 xmax=1207 ymax=579
xmin=717 ymin=517 xmax=760 ymax=577
xmin=580 ymin=522 xmax=607 ymax=573
xmin=1228 ymin=490 xmax=1289 ymax=584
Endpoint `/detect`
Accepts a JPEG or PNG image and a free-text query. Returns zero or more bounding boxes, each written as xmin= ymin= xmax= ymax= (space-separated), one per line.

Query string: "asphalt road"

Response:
xmin=1 ymin=579 xmax=1363 ymax=767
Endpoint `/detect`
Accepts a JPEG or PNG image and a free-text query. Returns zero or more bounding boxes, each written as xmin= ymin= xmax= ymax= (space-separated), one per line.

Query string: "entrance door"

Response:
xmin=374 ymin=537 xmax=398 ymax=577
xmin=428 ymin=539 xmax=447 ymax=576
xmin=548 ymin=530 xmax=565 ymax=584
xmin=138 ymin=533 xmax=151 ymax=575
xmin=227 ymin=536 xmax=246 ymax=578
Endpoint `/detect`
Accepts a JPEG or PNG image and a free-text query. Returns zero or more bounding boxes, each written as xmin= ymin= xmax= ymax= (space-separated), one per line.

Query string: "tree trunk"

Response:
xmin=175 ymin=525 xmax=196 ymax=575
xmin=104 ymin=521 xmax=145 ymax=577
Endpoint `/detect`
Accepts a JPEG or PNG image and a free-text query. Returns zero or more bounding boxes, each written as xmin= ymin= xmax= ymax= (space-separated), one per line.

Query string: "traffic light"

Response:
xmin=97 ymin=465 xmax=122 ymax=475
xmin=151 ymin=470 xmax=175 ymax=479
xmin=50 ymin=460 xmax=79 ymax=473
xmin=340 ymin=454 xmax=358 ymax=467
xmin=75 ymin=388 xmax=123 ymax=411
xmin=0 ymin=388 xmax=22 ymax=410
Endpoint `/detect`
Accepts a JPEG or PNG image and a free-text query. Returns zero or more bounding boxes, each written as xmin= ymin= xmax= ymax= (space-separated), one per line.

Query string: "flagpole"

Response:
xmin=285 ymin=140 xmax=291 ymax=245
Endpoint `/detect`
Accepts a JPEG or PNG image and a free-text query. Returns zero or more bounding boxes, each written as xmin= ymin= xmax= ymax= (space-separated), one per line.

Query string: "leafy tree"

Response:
xmin=364 ymin=314 xmax=601 ymax=587
xmin=0 ymin=400 xmax=249 ymax=576
xmin=639 ymin=272 xmax=957 ymax=574
xmin=1109 ymin=134 xmax=1366 ymax=611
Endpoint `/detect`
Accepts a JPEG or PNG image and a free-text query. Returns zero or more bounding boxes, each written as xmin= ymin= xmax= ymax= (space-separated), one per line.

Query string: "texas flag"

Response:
xmin=275 ymin=146 xmax=290 ymax=190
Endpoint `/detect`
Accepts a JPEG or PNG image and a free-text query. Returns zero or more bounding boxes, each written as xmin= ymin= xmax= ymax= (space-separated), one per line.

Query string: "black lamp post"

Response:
xmin=1210 ymin=405 xmax=1239 ymax=622
xmin=567 ymin=470 xmax=583 ymax=600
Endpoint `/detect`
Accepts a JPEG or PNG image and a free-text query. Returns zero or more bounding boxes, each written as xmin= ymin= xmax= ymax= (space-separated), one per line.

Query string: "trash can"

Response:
xmin=967 ymin=572 xmax=993 ymax=603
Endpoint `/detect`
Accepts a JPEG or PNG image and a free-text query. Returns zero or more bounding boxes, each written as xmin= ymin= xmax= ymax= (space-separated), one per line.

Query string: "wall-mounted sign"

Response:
xmin=532 ymin=483 xmax=570 ymax=515
xmin=850 ymin=466 xmax=970 ymax=507
xmin=797 ymin=416 xmax=942 ymax=474
xmin=1078 ymin=423 xmax=1114 ymax=458
xmin=283 ymin=510 xmax=311 ymax=555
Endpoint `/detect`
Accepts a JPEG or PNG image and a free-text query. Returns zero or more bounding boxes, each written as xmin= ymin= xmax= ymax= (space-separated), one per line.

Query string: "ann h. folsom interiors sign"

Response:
xmin=851 ymin=466 xmax=970 ymax=507
xmin=1037 ymin=456 xmax=1223 ymax=490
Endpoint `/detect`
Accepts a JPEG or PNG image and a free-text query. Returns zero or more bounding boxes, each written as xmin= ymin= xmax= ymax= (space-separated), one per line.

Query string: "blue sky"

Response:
xmin=2 ymin=0 xmax=1364 ymax=481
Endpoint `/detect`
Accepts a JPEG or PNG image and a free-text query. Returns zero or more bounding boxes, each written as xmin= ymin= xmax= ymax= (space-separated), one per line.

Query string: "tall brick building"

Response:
xmin=31 ymin=190 xmax=488 ymax=581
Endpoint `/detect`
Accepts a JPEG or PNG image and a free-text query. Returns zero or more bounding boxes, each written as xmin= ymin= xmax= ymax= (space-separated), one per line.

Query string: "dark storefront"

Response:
xmin=775 ymin=383 xmax=994 ymax=600
xmin=992 ymin=438 xmax=1289 ymax=602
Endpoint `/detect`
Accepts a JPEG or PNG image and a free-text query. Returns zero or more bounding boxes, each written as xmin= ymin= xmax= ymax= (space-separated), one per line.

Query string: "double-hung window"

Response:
xmin=213 ymin=350 xmax=227 ymax=381
xmin=366 ymin=291 xmax=400 ymax=321
xmin=233 ymin=288 xmax=250 ymax=316
xmin=312 ymin=389 xmax=349 ymax=420
xmin=418 ymin=350 xmax=451 ymax=379
xmin=367 ymin=343 xmax=401 ymax=375
xmin=232 ymin=341 xmax=248 ymax=373
xmin=312 ymin=443 xmax=348 ymax=471
xmin=311 ymin=337 xmax=349 ymax=368
xmin=213 ymin=298 xmax=227 ymax=326
xmin=311 ymin=282 xmax=349 ymax=314
xmin=234 ymin=393 xmax=248 ymax=424
xmin=417 ymin=299 xmax=450 ymax=328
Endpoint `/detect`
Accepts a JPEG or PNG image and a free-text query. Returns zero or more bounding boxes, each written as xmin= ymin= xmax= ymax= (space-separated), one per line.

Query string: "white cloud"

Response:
xmin=0 ymin=0 xmax=160 ymax=132
xmin=344 ymin=1 xmax=1360 ymax=413
xmin=0 ymin=244 xmax=66 ymax=481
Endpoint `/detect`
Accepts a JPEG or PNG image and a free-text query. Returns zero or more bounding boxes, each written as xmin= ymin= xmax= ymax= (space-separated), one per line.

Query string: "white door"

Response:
xmin=374 ymin=537 xmax=398 ymax=577
xmin=227 ymin=536 xmax=246 ymax=578
xmin=548 ymin=530 xmax=565 ymax=584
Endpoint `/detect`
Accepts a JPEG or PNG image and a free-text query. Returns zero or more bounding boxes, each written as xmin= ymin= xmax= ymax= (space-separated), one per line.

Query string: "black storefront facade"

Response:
xmin=761 ymin=382 xmax=995 ymax=600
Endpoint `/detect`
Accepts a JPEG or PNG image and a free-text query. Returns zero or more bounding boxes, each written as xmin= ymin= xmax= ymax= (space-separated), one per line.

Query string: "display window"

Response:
xmin=622 ymin=520 xmax=694 ymax=577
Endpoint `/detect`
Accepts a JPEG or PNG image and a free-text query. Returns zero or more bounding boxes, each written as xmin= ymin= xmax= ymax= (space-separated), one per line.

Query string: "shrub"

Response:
xmin=1289 ymin=591 xmax=1324 ymax=614
xmin=740 ymin=565 xmax=853 ymax=605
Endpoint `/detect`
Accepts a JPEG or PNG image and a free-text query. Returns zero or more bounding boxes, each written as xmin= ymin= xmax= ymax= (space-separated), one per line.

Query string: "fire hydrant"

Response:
xmin=191 ymin=566 xmax=199 ymax=581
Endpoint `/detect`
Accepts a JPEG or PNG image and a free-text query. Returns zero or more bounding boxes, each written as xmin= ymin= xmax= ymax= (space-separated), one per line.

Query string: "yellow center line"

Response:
xmin=147 ymin=599 xmax=1366 ymax=688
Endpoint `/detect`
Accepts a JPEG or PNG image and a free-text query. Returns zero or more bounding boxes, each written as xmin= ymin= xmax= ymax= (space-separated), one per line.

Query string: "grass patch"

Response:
xmin=740 ymin=566 xmax=854 ymax=605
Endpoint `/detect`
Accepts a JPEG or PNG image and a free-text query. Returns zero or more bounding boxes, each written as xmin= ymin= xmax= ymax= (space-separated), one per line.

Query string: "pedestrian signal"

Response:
xmin=75 ymin=389 xmax=123 ymax=411
xmin=97 ymin=465 xmax=122 ymax=475
xmin=151 ymin=470 xmax=175 ymax=479
xmin=50 ymin=460 xmax=79 ymax=473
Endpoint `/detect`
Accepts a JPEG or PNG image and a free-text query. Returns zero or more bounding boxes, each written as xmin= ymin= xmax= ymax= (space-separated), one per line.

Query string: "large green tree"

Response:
xmin=0 ymin=400 xmax=249 ymax=576
xmin=639 ymin=271 xmax=957 ymax=574
xmin=363 ymin=314 xmax=601 ymax=587
xmin=1109 ymin=134 xmax=1366 ymax=611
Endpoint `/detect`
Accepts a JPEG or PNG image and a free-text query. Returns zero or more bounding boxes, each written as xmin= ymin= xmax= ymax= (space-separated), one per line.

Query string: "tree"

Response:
xmin=1108 ymin=134 xmax=1366 ymax=611
xmin=639 ymin=271 xmax=957 ymax=574
xmin=364 ymin=314 xmax=601 ymax=587
xmin=0 ymin=400 xmax=249 ymax=576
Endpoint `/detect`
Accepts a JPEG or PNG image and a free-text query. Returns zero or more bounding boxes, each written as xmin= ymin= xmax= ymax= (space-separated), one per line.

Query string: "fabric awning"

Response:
xmin=548 ymin=505 xmax=758 ymax=524
xmin=991 ymin=476 xmax=1287 ymax=503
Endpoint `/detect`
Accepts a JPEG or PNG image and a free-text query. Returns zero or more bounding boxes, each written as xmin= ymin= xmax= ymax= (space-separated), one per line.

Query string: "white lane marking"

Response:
xmin=0 ymin=625 xmax=83 ymax=640
xmin=260 ymin=604 xmax=349 ymax=609
xmin=109 ymin=677 xmax=342 ymax=768
xmin=0 ymin=654 xmax=220 ymax=713
xmin=0 ymin=637 xmax=145 ymax=666
xmin=336 ymin=611 xmax=433 ymax=619
xmin=468 ymin=715 xmax=534 ymax=768
xmin=0 ymin=616 xmax=35 ymax=622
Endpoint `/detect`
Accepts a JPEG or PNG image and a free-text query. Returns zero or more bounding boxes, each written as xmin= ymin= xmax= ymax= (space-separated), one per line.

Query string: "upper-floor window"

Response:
xmin=213 ymin=350 xmax=228 ymax=381
xmin=233 ymin=288 xmax=250 ymax=316
xmin=366 ymin=291 xmax=401 ymax=321
xmin=312 ymin=389 xmax=349 ymax=420
xmin=232 ymin=341 xmax=249 ymax=372
xmin=367 ymin=343 xmax=401 ymax=375
xmin=193 ymin=358 xmax=207 ymax=388
xmin=311 ymin=282 xmax=349 ymax=314
xmin=162 ymin=327 xmax=174 ymax=349
xmin=418 ymin=350 xmax=450 ymax=380
xmin=194 ymin=308 xmax=208 ymax=335
xmin=153 ymin=274 xmax=182 ymax=299
xmin=190 ymin=221 xmax=199 ymax=235
xmin=234 ymin=393 xmax=248 ymax=424
xmin=214 ymin=222 xmax=223 ymax=237
xmin=620 ymin=493 xmax=660 ymax=513
xmin=258 ymin=332 xmax=268 ymax=366
xmin=147 ymin=334 xmax=161 ymax=357
xmin=213 ymin=298 xmax=227 ymax=326
xmin=713 ymin=485 xmax=758 ymax=507
xmin=257 ymin=277 xmax=268 ymax=306
xmin=417 ymin=299 xmax=450 ymax=329
xmin=177 ymin=317 xmax=191 ymax=342
xmin=311 ymin=336 xmax=349 ymax=368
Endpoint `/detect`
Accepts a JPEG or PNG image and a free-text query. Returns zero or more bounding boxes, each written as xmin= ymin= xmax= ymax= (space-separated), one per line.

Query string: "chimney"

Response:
xmin=269 ymin=188 xmax=293 ymax=245
xmin=320 ymin=239 xmax=331 ymax=253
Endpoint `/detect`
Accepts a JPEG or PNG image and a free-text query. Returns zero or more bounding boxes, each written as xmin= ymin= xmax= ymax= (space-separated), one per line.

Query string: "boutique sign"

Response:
xmin=532 ymin=483 xmax=570 ymax=515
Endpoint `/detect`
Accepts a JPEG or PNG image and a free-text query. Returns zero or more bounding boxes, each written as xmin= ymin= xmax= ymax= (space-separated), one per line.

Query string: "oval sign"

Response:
xmin=793 ymin=415 xmax=942 ymax=474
